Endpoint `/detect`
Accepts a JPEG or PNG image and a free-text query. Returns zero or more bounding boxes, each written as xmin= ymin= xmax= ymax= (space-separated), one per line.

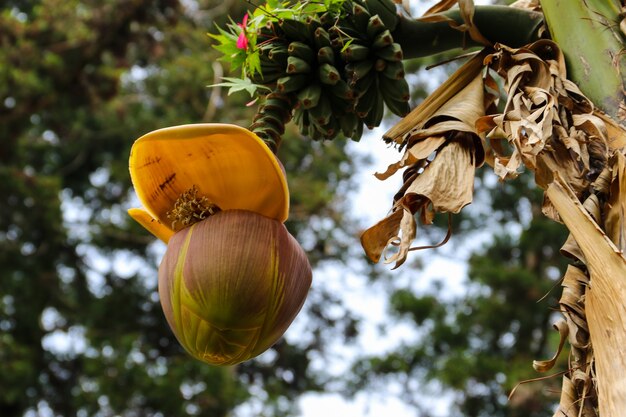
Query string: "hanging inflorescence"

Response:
xmin=214 ymin=0 xmax=410 ymax=145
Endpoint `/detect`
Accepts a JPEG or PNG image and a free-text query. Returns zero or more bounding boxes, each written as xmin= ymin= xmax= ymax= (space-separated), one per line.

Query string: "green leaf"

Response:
xmin=209 ymin=26 xmax=246 ymax=70
xmin=246 ymin=50 xmax=262 ymax=79
xmin=208 ymin=77 xmax=270 ymax=97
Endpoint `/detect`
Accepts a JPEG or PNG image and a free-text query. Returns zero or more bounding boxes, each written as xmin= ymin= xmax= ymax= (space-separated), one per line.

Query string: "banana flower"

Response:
xmin=128 ymin=124 xmax=312 ymax=365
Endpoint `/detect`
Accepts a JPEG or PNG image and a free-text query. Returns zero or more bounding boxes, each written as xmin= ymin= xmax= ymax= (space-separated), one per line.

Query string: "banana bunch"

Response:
xmin=249 ymin=0 xmax=410 ymax=143
xmin=340 ymin=1 xmax=411 ymax=129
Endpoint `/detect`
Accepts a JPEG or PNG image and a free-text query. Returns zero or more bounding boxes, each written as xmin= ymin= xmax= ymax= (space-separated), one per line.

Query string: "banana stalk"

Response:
xmin=392 ymin=6 xmax=544 ymax=58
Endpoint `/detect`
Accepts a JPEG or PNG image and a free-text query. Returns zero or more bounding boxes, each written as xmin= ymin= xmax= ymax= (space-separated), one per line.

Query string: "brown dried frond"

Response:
xmin=478 ymin=40 xmax=610 ymax=221
xmin=361 ymin=72 xmax=485 ymax=268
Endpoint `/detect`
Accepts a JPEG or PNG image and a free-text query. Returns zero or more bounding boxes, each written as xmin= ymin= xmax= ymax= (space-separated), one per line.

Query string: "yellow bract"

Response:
xmin=128 ymin=124 xmax=289 ymax=242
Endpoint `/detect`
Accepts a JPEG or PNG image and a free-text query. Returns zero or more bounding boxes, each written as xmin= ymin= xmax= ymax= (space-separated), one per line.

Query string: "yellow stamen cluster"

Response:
xmin=167 ymin=185 xmax=220 ymax=230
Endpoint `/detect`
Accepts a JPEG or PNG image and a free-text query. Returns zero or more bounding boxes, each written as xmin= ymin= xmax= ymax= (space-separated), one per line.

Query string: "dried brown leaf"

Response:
xmin=553 ymin=376 xmax=579 ymax=417
xmin=384 ymin=51 xmax=488 ymax=143
xmin=596 ymin=111 xmax=626 ymax=149
xmin=360 ymin=209 xmax=404 ymax=264
xmin=419 ymin=0 xmax=491 ymax=46
xmin=560 ymin=265 xmax=587 ymax=317
xmin=533 ymin=319 xmax=569 ymax=372
xmin=510 ymin=0 xmax=541 ymax=10
xmin=560 ymin=232 xmax=586 ymax=263
xmin=404 ymin=73 xmax=486 ymax=166
xmin=604 ymin=151 xmax=626 ymax=253
xmin=374 ymin=136 xmax=446 ymax=181
xmin=483 ymin=40 xmax=611 ymax=227
xmin=403 ymin=138 xmax=476 ymax=213
xmin=361 ymin=138 xmax=476 ymax=267
xmin=421 ymin=0 xmax=457 ymax=16
xmin=560 ymin=265 xmax=589 ymax=348
xmin=383 ymin=207 xmax=417 ymax=269
xmin=364 ymin=69 xmax=487 ymax=267
xmin=571 ymin=369 xmax=591 ymax=395
xmin=457 ymin=0 xmax=491 ymax=45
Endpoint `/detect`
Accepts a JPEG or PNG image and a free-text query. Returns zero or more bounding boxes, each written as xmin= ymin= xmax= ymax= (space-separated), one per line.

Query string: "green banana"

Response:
xmin=308 ymin=123 xmax=323 ymax=141
xmin=374 ymin=58 xmax=387 ymax=72
xmin=268 ymin=46 xmax=289 ymax=63
xmin=381 ymin=60 xmax=405 ymax=80
xmin=353 ymin=118 xmax=364 ymax=141
xmin=382 ymin=92 xmax=411 ymax=116
xmin=366 ymin=15 xmax=386 ymax=39
xmin=297 ymin=84 xmax=322 ymax=109
xmin=340 ymin=112 xmax=359 ymax=138
xmin=319 ymin=12 xmax=332 ymax=27
xmin=331 ymin=79 xmax=356 ymax=100
xmin=306 ymin=117 xmax=326 ymax=140
xmin=252 ymin=126 xmax=281 ymax=146
xmin=250 ymin=70 xmax=276 ymax=85
xmin=257 ymin=23 xmax=275 ymax=40
xmin=254 ymin=112 xmax=285 ymax=134
xmin=260 ymin=61 xmax=284 ymax=73
xmin=328 ymin=91 xmax=353 ymax=113
xmin=378 ymin=74 xmax=410 ymax=102
xmin=324 ymin=120 xmax=339 ymax=139
xmin=287 ymin=56 xmax=311 ymax=74
xmin=372 ymin=29 xmax=393 ymax=50
xmin=261 ymin=93 xmax=292 ymax=116
xmin=376 ymin=43 xmax=403 ymax=62
xmin=305 ymin=15 xmax=321 ymax=40
xmin=258 ymin=43 xmax=274 ymax=59
xmin=342 ymin=44 xmax=371 ymax=62
xmin=253 ymin=68 xmax=281 ymax=85
xmin=310 ymin=120 xmax=334 ymax=139
xmin=317 ymin=46 xmax=335 ymax=65
xmin=309 ymin=95 xmax=332 ymax=126
xmin=251 ymin=94 xmax=292 ymax=147
xmin=276 ymin=74 xmax=308 ymax=93
xmin=363 ymin=82 xmax=384 ymax=128
xmin=346 ymin=60 xmax=374 ymax=81
xmin=351 ymin=3 xmax=371 ymax=32
xmin=314 ymin=27 xmax=332 ymax=49
xmin=351 ymin=70 xmax=375 ymax=94
xmin=363 ymin=0 xmax=399 ymax=32
xmin=318 ymin=63 xmax=340 ymax=85
xmin=279 ymin=19 xmax=312 ymax=42
xmin=355 ymin=82 xmax=378 ymax=117
xmin=288 ymin=41 xmax=315 ymax=62
xmin=293 ymin=108 xmax=310 ymax=132
xmin=257 ymin=72 xmax=282 ymax=84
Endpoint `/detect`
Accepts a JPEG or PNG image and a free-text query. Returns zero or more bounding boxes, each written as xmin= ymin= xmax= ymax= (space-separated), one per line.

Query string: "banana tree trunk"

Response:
xmin=546 ymin=174 xmax=626 ymax=417
xmin=540 ymin=0 xmax=626 ymax=415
